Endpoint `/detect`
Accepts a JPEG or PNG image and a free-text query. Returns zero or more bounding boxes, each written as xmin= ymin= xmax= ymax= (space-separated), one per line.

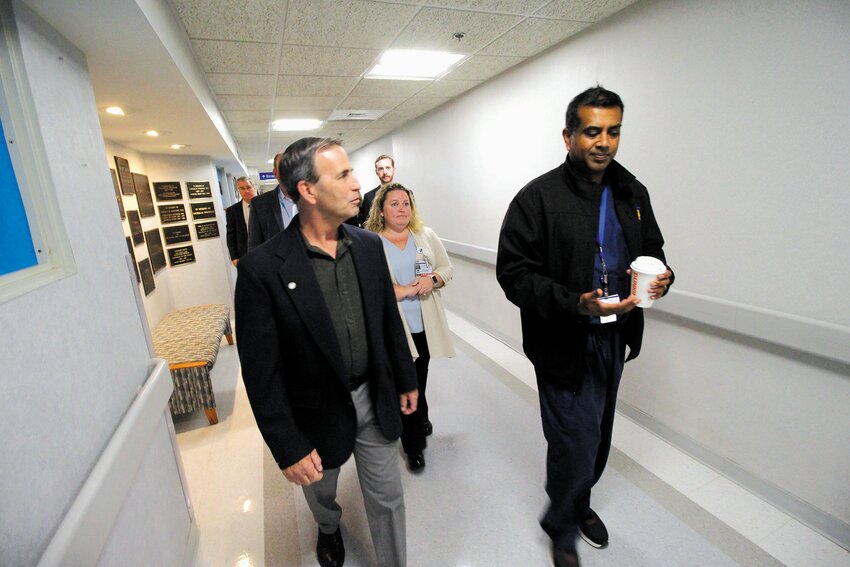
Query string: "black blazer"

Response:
xmin=235 ymin=218 xmax=418 ymax=470
xmin=349 ymin=185 xmax=380 ymax=227
xmin=225 ymin=200 xmax=249 ymax=261
xmin=247 ymin=187 xmax=284 ymax=251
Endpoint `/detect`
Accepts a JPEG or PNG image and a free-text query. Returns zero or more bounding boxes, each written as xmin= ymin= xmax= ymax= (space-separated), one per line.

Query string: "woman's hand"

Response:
xmin=394 ymin=281 xmax=420 ymax=301
xmin=416 ymin=275 xmax=434 ymax=296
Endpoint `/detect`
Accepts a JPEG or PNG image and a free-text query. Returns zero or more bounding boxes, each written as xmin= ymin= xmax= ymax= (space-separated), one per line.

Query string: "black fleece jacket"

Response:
xmin=497 ymin=156 xmax=673 ymax=389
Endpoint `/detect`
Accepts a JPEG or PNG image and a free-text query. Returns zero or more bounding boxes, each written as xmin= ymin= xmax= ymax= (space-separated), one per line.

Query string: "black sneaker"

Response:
xmin=579 ymin=508 xmax=608 ymax=548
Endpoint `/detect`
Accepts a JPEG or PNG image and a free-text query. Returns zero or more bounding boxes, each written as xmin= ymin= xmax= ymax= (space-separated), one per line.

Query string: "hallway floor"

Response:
xmin=174 ymin=312 xmax=848 ymax=567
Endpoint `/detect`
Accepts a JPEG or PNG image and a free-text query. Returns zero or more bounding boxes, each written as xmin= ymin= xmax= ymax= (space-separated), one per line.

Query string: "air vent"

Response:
xmin=328 ymin=109 xmax=386 ymax=121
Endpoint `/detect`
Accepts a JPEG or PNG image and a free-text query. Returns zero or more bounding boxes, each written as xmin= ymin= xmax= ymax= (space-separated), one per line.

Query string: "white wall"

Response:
xmin=0 ymin=4 xmax=191 ymax=564
xmin=351 ymin=0 xmax=850 ymax=544
xmin=104 ymin=142 xmax=234 ymax=328
xmin=143 ymin=152 xmax=235 ymax=317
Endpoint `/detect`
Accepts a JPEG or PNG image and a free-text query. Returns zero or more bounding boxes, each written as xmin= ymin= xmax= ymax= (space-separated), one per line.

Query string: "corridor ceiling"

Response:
xmin=21 ymin=0 xmax=637 ymax=174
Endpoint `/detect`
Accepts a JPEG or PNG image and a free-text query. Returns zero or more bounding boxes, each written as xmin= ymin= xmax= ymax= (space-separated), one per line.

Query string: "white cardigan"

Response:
xmin=381 ymin=226 xmax=456 ymax=360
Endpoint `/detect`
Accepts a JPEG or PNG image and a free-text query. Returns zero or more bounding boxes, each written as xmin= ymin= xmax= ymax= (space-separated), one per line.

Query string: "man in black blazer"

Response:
xmin=247 ymin=152 xmax=299 ymax=251
xmin=235 ymin=137 xmax=418 ymax=567
xmin=224 ymin=176 xmax=256 ymax=265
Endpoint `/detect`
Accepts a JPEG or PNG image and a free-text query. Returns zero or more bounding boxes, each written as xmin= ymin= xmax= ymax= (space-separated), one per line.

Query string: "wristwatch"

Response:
xmin=430 ymin=274 xmax=439 ymax=286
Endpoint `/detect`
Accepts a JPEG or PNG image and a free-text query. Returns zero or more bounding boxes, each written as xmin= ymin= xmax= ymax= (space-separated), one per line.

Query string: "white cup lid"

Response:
xmin=630 ymin=255 xmax=666 ymax=274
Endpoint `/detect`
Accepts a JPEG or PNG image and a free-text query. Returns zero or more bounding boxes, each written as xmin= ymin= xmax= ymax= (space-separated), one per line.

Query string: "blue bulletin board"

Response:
xmin=0 ymin=114 xmax=37 ymax=275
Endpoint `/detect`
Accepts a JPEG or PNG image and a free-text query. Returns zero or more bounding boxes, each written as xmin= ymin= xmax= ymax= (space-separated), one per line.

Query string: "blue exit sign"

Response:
xmin=259 ymin=171 xmax=276 ymax=180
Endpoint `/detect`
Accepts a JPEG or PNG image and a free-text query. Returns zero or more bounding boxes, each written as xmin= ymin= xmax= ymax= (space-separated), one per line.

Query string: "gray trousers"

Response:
xmin=302 ymin=383 xmax=407 ymax=567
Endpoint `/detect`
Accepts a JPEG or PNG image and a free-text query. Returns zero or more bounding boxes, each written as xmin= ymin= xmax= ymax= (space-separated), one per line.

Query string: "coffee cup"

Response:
xmin=629 ymin=256 xmax=667 ymax=308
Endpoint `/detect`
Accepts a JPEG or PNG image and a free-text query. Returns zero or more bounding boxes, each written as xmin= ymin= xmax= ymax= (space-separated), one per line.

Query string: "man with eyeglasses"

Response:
xmin=497 ymin=86 xmax=674 ymax=567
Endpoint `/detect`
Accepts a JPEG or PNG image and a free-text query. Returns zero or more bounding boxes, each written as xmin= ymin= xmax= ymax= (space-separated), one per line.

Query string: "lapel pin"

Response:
xmin=287 ymin=282 xmax=297 ymax=290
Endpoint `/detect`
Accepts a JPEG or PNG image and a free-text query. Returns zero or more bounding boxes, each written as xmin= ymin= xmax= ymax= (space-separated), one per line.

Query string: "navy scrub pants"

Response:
xmin=536 ymin=325 xmax=626 ymax=551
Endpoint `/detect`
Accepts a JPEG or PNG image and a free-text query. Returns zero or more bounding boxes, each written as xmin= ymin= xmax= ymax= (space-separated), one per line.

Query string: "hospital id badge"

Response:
xmin=415 ymin=248 xmax=433 ymax=275
xmin=599 ymin=294 xmax=619 ymax=324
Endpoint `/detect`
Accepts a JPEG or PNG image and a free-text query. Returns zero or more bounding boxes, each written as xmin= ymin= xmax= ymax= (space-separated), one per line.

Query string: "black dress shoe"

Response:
xmin=422 ymin=420 xmax=433 ymax=437
xmin=552 ymin=544 xmax=581 ymax=567
xmin=407 ymin=451 xmax=425 ymax=473
xmin=316 ymin=527 xmax=344 ymax=567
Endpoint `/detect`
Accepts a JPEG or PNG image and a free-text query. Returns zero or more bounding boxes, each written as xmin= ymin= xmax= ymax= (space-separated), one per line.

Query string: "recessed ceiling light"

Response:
xmin=170 ymin=144 xmax=189 ymax=150
xmin=271 ymin=118 xmax=323 ymax=131
xmin=146 ymin=130 xmax=160 ymax=137
xmin=105 ymin=106 xmax=125 ymax=116
xmin=366 ymin=49 xmax=465 ymax=80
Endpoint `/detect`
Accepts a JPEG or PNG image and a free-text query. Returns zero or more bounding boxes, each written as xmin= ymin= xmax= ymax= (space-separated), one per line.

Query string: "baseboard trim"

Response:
xmin=617 ymin=401 xmax=849 ymax=551
xmin=447 ymin=307 xmax=850 ymax=552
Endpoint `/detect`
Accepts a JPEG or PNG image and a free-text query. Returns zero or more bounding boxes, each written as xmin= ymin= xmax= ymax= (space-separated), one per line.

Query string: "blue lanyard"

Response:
xmin=596 ymin=187 xmax=610 ymax=296
xmin=597 ymin=187 xmax=609 ymax=246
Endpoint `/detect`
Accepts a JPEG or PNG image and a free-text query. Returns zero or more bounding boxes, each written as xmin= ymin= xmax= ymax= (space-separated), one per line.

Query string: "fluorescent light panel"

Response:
xmin=366 ymin=49 xmax=465 ymax=80
xmin=271 ymin=118 xmax=323 ymax=131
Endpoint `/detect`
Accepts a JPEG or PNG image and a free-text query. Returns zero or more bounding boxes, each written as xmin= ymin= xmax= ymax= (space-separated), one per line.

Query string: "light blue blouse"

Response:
xmin=380 ymin=233 xmax=423 ymax=333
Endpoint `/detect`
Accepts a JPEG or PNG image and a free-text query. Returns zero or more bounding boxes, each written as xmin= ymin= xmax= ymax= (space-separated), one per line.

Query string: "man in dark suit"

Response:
xmin=247 ymin=152 xmax=298 ymax=251
xmin=351 ymin=153 xmax=395 ymax=227
xmin=235 ymin=137 xmax=418 ymax=567
xmin=224 ymin=176 xmax=256 ymax=266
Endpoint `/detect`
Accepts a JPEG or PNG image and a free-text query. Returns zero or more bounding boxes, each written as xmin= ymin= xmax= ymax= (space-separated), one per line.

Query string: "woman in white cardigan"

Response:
xmin=365 ymin=183 xmax=455 ymax=472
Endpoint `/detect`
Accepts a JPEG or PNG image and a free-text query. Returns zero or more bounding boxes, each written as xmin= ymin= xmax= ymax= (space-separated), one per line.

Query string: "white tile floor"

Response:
xmin=175 ymin=312 xmax=849 ymax=567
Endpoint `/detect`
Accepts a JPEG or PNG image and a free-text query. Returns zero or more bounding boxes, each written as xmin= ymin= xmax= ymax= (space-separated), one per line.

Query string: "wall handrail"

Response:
xmin=442 ymin=238 xmax=850 ymax=365
xmin=37 ymin=359 xmax=174 ymax=567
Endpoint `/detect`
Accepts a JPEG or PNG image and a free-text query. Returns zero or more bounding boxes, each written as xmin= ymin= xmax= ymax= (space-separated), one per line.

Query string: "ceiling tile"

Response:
xmin=382 ymin=96 xmax=450 ymax=122
xmin=338 ymin=96 xmax=407 ymax=111
xmin=274 ymin=97 xmax=341 ymax=112
xmin=347 ymin=78 xmax=429 ymax=99
xmin=224 ymin=110 xmax=270 ymax=122
xmin=276 ymin=75 xmax=359 ymax=97
xmin=424 ymin=0 xmax=547 ymax=15
xmin=534 ymin=0 xmax=637 ymax=21
xmin=217 ymin=95 xmax=273 ymax=110
xmin=279 ymin=45 xmax=380 ymax=76
xmin=417 ymin=79 xmax=481 ymax=98
xmin=227 ymin=120 xmax=270 ymax=132
xmin=235 ymin=133 xmax=270 ymax=144
xmin=268 ymin=133 xmax=304 ymax=147
xmin=173 ymin=0 xmax=282 ymax=41
xmin=318 ymin=126 xmax=367 ymax=140
xmin=391 ymin=7 xmax=522 ymax=53
xmin=192 ymin=40 xmax=278 ymax=74
xmin=479 ymin=17 xmax=588 ymax=56
xmin=238 ymin=142 xmax=270 ymax=155
xmin=207 ymin=73 xmax=276 ymax=95
xmin=322 ymin=120 xmax=371 ymax=131
xmin=283 ymin=0 xmax=418 ymax=49
xmin=363 ymin=118 xmax=405 ymax=130
xmin=446 ymin=54 xmax=524 ymax=81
